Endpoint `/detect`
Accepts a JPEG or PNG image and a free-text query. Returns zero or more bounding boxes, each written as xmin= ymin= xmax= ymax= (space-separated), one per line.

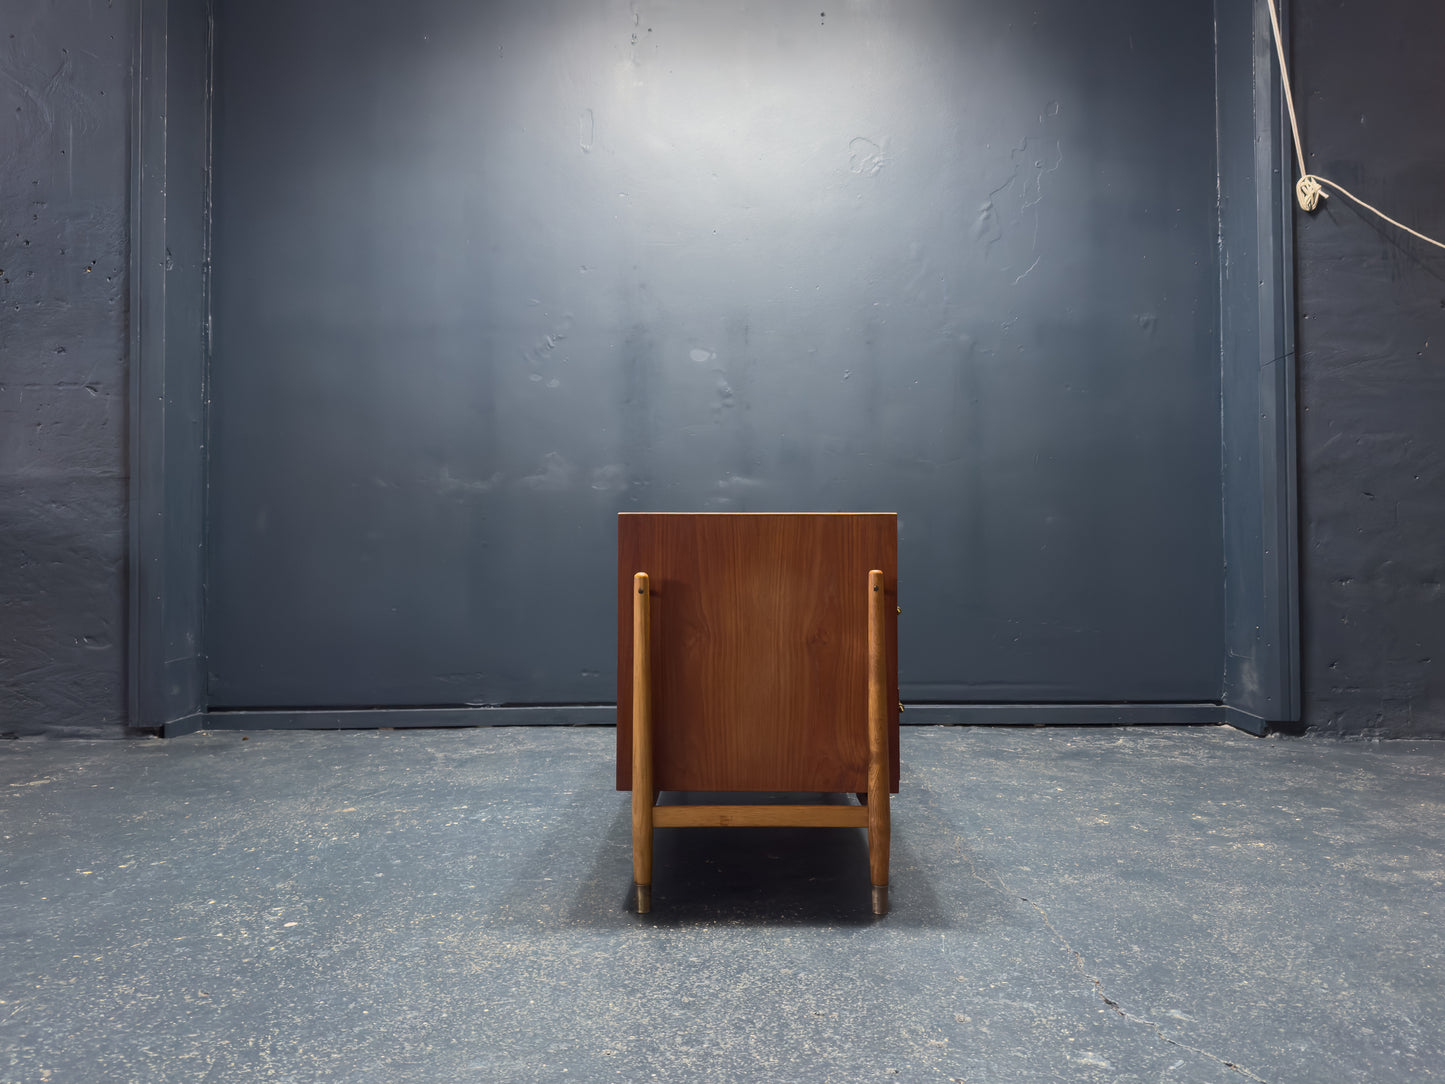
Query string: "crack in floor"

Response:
xmin=953 ymin=833 xmax=1268 ymax=1083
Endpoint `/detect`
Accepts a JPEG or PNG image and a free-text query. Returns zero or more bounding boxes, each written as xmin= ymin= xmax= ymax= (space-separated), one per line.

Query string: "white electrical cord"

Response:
xmin=1265 ymin=0 xmax=1445 ymax=251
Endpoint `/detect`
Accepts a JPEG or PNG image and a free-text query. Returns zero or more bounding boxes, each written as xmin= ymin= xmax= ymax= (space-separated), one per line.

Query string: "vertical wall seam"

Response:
xmin=128 ymin=0 xmax=169 ymax=727
xmin=197 ymin=0 xmax=216 ymax=706
xmin=1213 ymin=0 xmax=1230 ymax=703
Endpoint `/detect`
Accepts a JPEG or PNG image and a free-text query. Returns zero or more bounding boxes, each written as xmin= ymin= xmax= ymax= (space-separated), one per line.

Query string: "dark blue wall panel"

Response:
xmin=129 ymin=0 xmax=210 ymax=731
xmin=206 ymin=0 xmax=1227 ymax=711
xmin=1217 ymin=0 xmax=1300 ymax=731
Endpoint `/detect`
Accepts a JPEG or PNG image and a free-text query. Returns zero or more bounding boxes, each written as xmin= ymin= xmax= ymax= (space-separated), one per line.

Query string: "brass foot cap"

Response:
xmin=871 ymin=884 xmax=889 ymax=915
xmin=635 ymin=883 xmax=652 ymax=914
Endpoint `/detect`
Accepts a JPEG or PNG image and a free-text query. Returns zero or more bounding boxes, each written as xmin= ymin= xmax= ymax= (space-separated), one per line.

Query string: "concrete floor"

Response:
xmin=1 ymin=725 xmax=1442 ymax=1083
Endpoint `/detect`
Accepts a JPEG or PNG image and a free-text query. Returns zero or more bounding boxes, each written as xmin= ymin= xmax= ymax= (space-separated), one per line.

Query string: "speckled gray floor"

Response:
xmin=1 ymin=725 xmax=1442 ymax=1083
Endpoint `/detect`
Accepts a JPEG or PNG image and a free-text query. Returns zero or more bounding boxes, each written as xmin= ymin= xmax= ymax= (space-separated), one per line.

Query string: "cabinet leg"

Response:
xmin=632 ymin=572 xmax=654 ymax=913
xmin=867 ymin=570 xmax=890 ymax=915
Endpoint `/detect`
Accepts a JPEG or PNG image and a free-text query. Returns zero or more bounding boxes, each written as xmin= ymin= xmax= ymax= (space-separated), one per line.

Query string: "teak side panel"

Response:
xmin=618 ymin=513 xmax=899 ymax=793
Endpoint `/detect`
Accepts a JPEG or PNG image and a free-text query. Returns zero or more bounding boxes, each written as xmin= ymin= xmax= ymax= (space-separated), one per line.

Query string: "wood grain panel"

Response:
xmin=618 ymin=513 xmax=899 ymax=793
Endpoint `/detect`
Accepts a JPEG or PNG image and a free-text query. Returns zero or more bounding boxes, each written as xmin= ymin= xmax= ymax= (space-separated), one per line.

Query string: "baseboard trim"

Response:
xmin=1221 ymin=705 xmax=1269 ymax=736
xmin=172 ymin=705 xmax=617 ymax=734
xmin=163 ymin=701 xmax=1265 ymax=736
xmin=159 ymin=711 xmax=207 ymax=738
xmin=901 ymin=703 xmax=1227 ymax=726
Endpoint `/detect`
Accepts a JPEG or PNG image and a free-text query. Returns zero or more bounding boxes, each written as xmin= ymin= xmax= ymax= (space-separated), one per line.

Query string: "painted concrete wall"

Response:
xmin=2 ymin=0 xmax=1441 ymax=738
xmin=204 ymin=0 xmax=1225 ymax=712
xmin=1 ymin=0 xmax=131 ymax=738
xmin=1294 ymin=0 xmax=1445 ymax=737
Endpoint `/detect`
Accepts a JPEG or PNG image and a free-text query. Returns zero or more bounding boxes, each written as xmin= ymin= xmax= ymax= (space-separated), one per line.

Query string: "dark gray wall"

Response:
xmin=206 ymin=0 xmax=1225 ymax=712
xmin=0 ymin=0 xmax=131 ymax=738
xmin=1295 ymin=0 xmax=1445 ymax=737
xmin=5 ymin=0 xmax=1442 ymax=737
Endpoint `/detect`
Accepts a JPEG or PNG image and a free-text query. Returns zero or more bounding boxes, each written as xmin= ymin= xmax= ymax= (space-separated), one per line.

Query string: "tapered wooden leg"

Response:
xmin=632 ymin=572 xmax=654 ymax=913
xmin=867 ymin=569 xmax=891 ymax=915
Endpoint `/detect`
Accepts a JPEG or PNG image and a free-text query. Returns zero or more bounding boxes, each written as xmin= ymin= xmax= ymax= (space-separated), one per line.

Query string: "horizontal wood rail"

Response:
xmin=652 ymin=804 xmax=869 ymax=828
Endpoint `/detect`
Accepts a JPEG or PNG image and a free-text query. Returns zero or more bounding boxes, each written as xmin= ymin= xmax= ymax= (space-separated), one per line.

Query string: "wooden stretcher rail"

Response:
xmin=652 ymin=804 xmax=869 ymax=828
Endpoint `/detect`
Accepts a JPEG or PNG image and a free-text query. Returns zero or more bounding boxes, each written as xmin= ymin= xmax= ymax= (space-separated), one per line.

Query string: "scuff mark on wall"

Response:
xmin=978 ymin=131 xmax=1063 ymax=286
xmin=848 ymin=136 xmax=887 ymax=176
xmin=518 ymin=451 xmax=576 ymax=492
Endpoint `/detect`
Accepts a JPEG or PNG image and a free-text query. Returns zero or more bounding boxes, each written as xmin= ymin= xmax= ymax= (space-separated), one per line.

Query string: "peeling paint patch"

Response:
xmin=848 ymin=136 xmax=886 ymax=176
